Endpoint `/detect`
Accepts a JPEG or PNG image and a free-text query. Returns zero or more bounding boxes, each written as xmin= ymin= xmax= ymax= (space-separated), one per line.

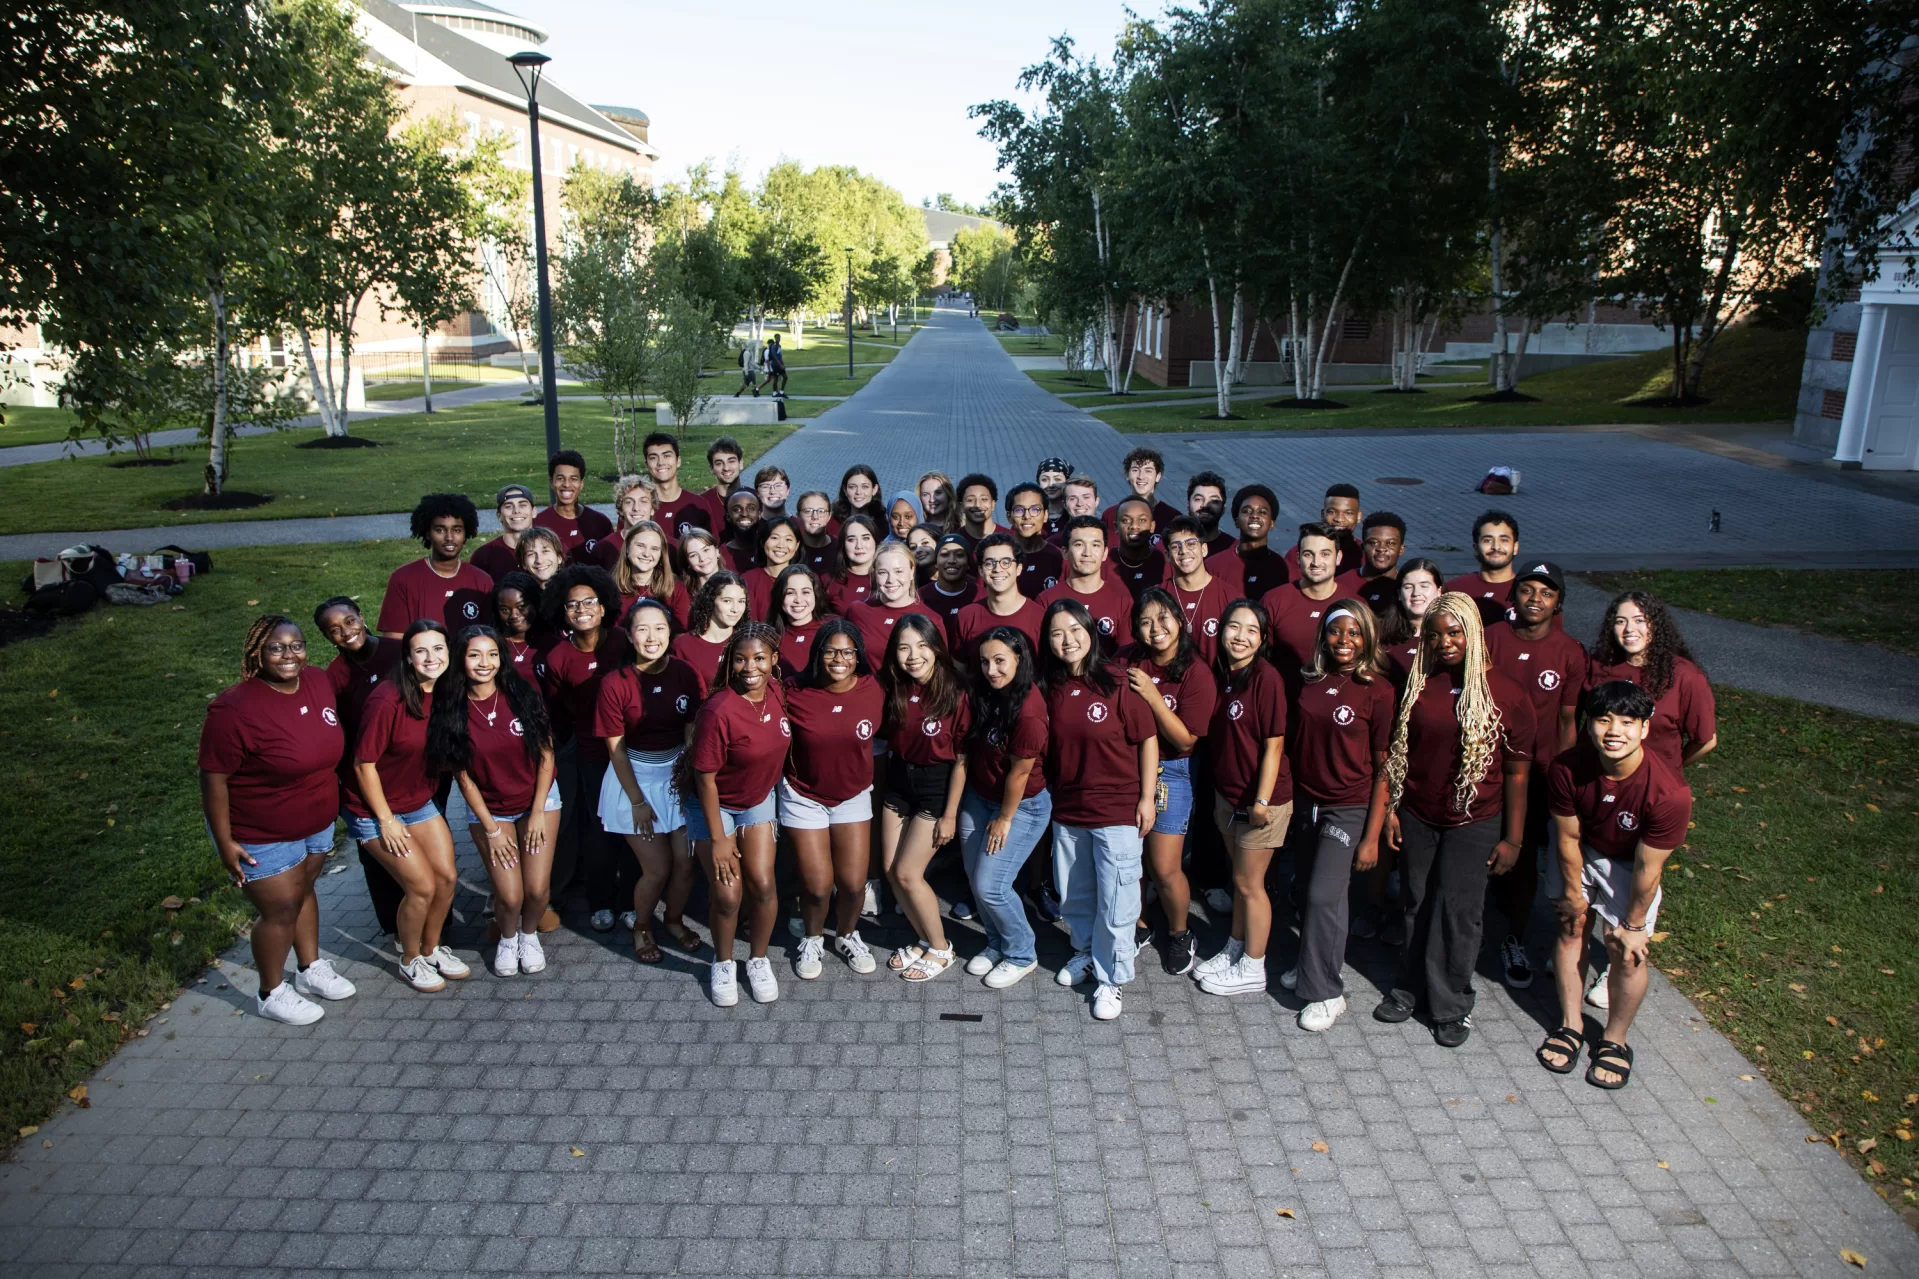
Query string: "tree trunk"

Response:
xmin=1684 ymin=225 xmax=1741 ymax=400
xmin=1669 ymin=312 xmax=1687 ymax=401
xmin=205 ymin=276 xmax=229 ymax=496
xmin=1221 ymin=283 xmax=1244 ymax=418
xmin=1289 ymin=292 xmax=1306 ymax=401
xmin=789 ymin=312 xmax=804 ymax=351
xmin=1198 ymin=236 xmax=1230 ymax=419
xmin=1309 ymin=243 xmax=1361 ymax=403
xmin=1487 ymin=139 xmax=1506 ymax=391
xmin=421 ymin=332 xmax=434 ymax=412
xmin=1506 ymin=321 xmax=1532 ymax=392
xmin=298 ymin=326 xmax=338 ymax=436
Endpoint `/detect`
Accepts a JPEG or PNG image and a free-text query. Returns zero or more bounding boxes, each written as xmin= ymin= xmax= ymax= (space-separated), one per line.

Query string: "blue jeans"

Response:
xmin=1153 ymin=755 xmax=1194 ymax=835
xmin=957 ymin=786 xmax=1053 ymax=967
xmin=1052 ymin=822 xmax=1144 ymax=986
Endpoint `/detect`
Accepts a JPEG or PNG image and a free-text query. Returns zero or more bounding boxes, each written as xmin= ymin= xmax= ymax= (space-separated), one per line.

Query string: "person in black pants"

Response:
xmin=315 ymin=596 xmax=404 ymax=937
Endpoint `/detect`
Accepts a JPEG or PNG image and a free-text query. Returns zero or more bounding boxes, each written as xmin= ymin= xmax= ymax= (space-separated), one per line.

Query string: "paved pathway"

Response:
xmin=3 ymin=305 xmax=1917 ymax=1277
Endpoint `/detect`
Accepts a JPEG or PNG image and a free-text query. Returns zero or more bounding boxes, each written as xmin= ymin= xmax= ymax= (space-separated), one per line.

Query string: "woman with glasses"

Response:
xmin=540 ymin=565 xmax=630 ymax=933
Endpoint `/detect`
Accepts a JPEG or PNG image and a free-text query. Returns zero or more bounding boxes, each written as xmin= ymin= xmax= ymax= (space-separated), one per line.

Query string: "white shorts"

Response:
xmin=598 ymin=749 xmax=686 ymax=835
xmin=1546 ymin=844 xmax=1661 ymax=933
xmin=775 ymin=777 xmax=874 ymax=830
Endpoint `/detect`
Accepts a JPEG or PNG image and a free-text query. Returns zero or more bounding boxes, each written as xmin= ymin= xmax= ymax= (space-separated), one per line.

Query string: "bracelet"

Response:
xmin=483 ymin=827 xmax=502 ymax=838
xmin=1619 ymin=920 xmax=1648 ymax=933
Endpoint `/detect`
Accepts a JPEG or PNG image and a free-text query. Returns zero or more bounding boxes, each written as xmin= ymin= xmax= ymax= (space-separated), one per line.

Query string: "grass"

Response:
xmin=0 ymin=539 xmax=406 ymax=1140
xmin=363 ymin=379 xmax=480 ymax=402
xmin=1089 ymin=324 xmax=1803 ymax=433
xmin=1584 ymin=569 xmax=1919 ymax=658
xmin=1657 ymin=688 xmax=1919 ymax=1209
xmin=0 ymin=399 xmax=795 ymax=535
xmin=998 ymin=332 xmax=1067 ymax=357
xmin=1 ymin=406 xmax=83 ymax=448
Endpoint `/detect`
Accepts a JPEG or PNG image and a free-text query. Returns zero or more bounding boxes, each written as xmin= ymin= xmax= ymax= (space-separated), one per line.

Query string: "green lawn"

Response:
xmin=1092 ymin=324 xmax=1803 ymax=433
xmin=1584 ymin=569 xmax=1919 ymax=658
xmin=363 ymin=379 xmax=480 ymax=402
xmin=998 ymin=332 xmax=1067 ymax=357
xmin=0 ymin=406 xmax=83 ymax=448
xmin=0 ymin=539 xmax=406 ymax=1140
xmin=0 ymin=399 xmax=794 ymax=535
xmin=1660 ymin=689 xmax=1919 ymax=1203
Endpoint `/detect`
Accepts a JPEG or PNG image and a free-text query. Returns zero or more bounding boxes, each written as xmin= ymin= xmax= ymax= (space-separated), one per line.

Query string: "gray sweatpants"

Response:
xmin=1389 ymin=811 xmax=1501 ymax=1024
xmin=1291 ymin=803 xmax=1369 ymax=1002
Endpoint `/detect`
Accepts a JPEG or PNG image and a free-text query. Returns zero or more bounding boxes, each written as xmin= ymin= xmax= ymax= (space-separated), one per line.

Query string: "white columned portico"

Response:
xmin=1830 ymin=301 xmax=1887 ymax=467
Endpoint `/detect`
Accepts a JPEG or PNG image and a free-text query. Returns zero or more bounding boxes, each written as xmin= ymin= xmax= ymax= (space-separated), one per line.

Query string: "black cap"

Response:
xmin=1515 ymin=559 xmax=1564 ymax=594
xmin=935 ymin=532 xmax=971 ymax=553
xmin=495 ymin=483 xmax=534 ymax=507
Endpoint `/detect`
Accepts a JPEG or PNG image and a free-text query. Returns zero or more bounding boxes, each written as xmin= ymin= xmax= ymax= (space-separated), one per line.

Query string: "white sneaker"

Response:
xmin=619 ymin=911 xmax=637 ymax=931
xmin=966 ymin=947 xmax=1003 ymax=977
xmin=590 ymin=909 xmax=615 ymax=932
xmin=1091 ymin=983 xmax=1123 ymax=1020
xmin=836 ymin=931 xmax=877 ymax=974
xmin=425 ymin=946 xmax=470 ymax=980
xmin=745 ymin=956 xmax=780 ymax=1003
xmin=517 ymin=931 xmax=547 ymax=974
xmin=1299 ymin=996 xmax=1346 ymax=1032
xmin=1195 ymin=937 xmax=1245 ymax=980
xmin=293 ymin=958 xmax=356 ymax=1001
xmin=984 ymin=959 xmax=1036 ymax=990
xmin=399 ymin=955 xmax=446 ymax=993
xmin=795 ymin=936 xmax=825 ymax=980
xmin=494 ymin=936 xmax=520 ymax=976
xmin=1204 ymin=887 xmax=1234 ymax=915
xmin=709 ymin=960 xmax=739 ymax=1007
xmin=1278 ymin=966 xmax=1298 ymax=991
xmin=1586 ymin=965 xmax=1611 ymax=1010
xmin=1197 ymin=954 xmax=1267 ymax=997
xmin=1056 ymin=951 xmax=1095 ymax=986
xmin=862 ymin=880 xmax=881 ymax=918
xmin=256 ymin=982 xmax=324 ymax=1025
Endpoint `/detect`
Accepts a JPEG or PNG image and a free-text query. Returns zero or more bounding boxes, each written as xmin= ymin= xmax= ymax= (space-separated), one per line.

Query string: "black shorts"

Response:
xmin=883 ymin=756 xmax=953 ymax=820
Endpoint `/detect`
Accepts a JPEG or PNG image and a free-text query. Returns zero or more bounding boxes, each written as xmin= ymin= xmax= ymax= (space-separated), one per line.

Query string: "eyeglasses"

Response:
xmin=564 ymin=599 xmax=602 ymax=613
xmin=263 ymin=641 xmax=307 ymax=656
xmin=980 ymin=557 xmax=1016 ymax=569
xmin=1010 ymin=505 xmax=1045 ymax=517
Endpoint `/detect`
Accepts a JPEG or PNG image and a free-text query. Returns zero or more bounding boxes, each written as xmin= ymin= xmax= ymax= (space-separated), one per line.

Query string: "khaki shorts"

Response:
xmin=1213 ymin=794 xmax=1294 ymax=851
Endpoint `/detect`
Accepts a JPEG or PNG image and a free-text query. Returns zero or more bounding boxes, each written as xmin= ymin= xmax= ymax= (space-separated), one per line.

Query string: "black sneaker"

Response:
xmin=1434 ymin=1016 xmax=1473 ymax=1048
xmin=1500 ymin=936 xmax=1533 ymax=989
xmin=1372 ymin=993 xmax=1415 ymax=1023
xmin=1134 ymin=922 xmax=1154 ymax=955
xmin=1164 ymin=930 xmax=1196 ymax=976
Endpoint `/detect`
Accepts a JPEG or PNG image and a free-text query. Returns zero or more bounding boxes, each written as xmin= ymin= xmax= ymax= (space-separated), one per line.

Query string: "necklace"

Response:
xmin=474 ymin=690 xmax=502 ymax=724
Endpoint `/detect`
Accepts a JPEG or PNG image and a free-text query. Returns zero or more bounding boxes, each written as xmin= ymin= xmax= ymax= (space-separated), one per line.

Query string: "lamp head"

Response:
xmin=507 ymin=50 xmax=551 ymax=98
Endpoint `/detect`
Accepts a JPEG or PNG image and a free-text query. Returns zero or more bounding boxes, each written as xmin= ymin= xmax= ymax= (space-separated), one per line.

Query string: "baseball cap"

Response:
xmin=1515 ymin=560 xmax=1564 ymax=594
xmin=495 ymin=484 xmax=534 ymax=507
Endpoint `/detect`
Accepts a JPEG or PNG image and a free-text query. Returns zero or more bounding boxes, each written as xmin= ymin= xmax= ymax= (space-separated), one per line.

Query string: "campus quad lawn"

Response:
xmin=0 ymin=406 xmax=84 ymax=448
xmin=0 ymin=398 xmax=794 ymax=536
xmin=1585 ymin=569 xmax=1919 ymax=658
xmin=1091 ymin=324 xmax=1803 ymax=433
xmin=362 ymin=379 xmax=480 ymax=402
xmin=997 ymin=331 xmax=1068 ymax=357
xmin=0 ymin=539 xmax=404 ymax=1139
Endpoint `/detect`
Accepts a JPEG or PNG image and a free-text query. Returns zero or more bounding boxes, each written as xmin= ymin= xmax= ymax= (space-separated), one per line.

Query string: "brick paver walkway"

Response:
xmin=4 ymin=307 xmax=1916 ymax=1278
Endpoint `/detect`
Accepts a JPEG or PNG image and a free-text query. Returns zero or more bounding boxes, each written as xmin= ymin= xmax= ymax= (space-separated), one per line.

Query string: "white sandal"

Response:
xmin=888 ymin=942 xmax=928 ymax=971
xmin=900 ymin=947 xmax=955 ymax=982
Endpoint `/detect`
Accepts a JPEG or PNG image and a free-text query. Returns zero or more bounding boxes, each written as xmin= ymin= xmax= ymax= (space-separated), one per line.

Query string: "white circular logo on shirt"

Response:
xmin=1538 ymin=669 xmax=1561 ymax=691
xmin=1096 ymin=617 xmax=1115 ymax=635
xmin=1203 ymin=619 xmax=1220 ymax=637
xmin=1087 ymin=701 xmax=1109 ymax=723
xmin=923 ymin=718 xmax=942 ymax=737
xmin=584 ymin=539 xmax=597 ymax=553
xmin=1228 ymin=700 xmax=1244 ymax=721
xmin=1617 ymin=811 xmax=1638 ymax=831
xmin=855 ymin=718 xmax=875 ymax=741
xmin=509 ymin=718 xmax=524 ymax=737
xmin=321 ymin=707 xmax=339 ymax=727
xmin=986 ymin=726 xmax=1005 ymax=746
xmin=780 ymin=716 xmax=792 ymax=738
xmin=1043 ymin=576 xmax=1058 ymax=590
xmin=462 ymin=601 xmax=479 ymax=620
xmin=1333 ymin=705 xmax=1355 ymax=726
xmin=1162 ymin=694 xmax=1179 ymax=711
xmin=675 ymin=694 xmax=691 ymax=714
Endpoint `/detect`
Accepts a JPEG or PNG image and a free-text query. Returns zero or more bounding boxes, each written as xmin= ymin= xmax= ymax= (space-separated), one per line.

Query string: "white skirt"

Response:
xmin=598 ymin=748 xmax=686 ymax=835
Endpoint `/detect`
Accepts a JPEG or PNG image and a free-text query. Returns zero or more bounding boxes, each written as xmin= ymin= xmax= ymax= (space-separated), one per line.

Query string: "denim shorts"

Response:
xmin=882 ymin=756 xmax=954 ymax=820
xmin=342 ymin=800 xmax=442 ymax=845
xmin=492 ymin=781 xmax=564 ymax=824
xmin=599 ymin=749 xmax=686 ymax=836
xmin=776 ymin=778 xmax=874 ymax=830
xmin=683 ymin=787 xmax=778 ymax=841
xmin=223 ymin=824 xmax=334 ymax=881
xmin=1152 ymin=755 xmax=1194 ymax=836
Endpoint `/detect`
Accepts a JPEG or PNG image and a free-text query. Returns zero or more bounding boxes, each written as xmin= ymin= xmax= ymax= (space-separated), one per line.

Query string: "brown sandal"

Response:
xmin=633 ymin=928 xmax=663 ymax=964
xmin=664 ymin=922 xmax=702 ymax=953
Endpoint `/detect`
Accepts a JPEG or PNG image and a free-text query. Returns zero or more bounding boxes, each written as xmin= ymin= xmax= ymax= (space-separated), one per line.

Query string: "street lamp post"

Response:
xmin=844 ymin=248 xmax=855 ymax=380
xmin=508 ymin=50 xmax=562 ymax=461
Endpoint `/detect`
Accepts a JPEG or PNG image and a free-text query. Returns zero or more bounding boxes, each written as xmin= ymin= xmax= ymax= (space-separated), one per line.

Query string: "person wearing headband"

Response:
xmin=1036 ymin=458 xmax=1073 ymax=535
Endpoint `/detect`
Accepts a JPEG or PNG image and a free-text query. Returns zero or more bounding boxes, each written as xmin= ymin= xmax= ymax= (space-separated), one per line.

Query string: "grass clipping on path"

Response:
xmin=1586 ymin=569 xmax=1919 ymax=659
xmin=0 ymin=540 xmax=406 ymax=1139
xmin=1667 ymin=688 xmax=1918 ymax=1204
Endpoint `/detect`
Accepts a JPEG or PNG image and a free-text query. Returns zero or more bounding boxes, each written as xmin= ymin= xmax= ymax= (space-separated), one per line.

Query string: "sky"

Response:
xmin=520 ymin=0 xmax=1156 ymax=205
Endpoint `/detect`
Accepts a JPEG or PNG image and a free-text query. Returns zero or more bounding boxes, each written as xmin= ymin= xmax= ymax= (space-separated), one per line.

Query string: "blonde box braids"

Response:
xmin=1383 ymin=592 xmax=1504 ymax=820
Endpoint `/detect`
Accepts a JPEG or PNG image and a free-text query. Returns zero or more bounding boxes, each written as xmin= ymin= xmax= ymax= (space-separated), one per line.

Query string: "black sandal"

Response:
xmin=1586 ymin=1040 xmax=1634 ymax=1089
xmin=1536 ymin=1026 xmax=1584 ymax=1074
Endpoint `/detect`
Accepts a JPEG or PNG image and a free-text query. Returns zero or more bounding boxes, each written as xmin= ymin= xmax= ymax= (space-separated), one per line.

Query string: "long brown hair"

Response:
xmin=613 ymin=521 xmax=678 ymax=605
xmin=880 ymin=612 xmax=961 ymax=726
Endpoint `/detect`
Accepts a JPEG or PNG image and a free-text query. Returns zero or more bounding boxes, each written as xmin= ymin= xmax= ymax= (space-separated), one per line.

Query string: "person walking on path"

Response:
xmin=764 ymin=334 xmax=787 ymax=395
xmin=734 ymin=341 xmax=762 ymax=397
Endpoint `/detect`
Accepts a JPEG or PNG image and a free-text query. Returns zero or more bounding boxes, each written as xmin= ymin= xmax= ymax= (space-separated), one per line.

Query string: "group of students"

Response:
xmin=198 ymin=438 xmax=1716 ymax=1089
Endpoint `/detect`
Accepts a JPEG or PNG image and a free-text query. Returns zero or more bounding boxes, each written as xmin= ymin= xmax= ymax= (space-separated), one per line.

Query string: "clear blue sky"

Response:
xmin=524 ymin=0 xmax=1155 ymax=204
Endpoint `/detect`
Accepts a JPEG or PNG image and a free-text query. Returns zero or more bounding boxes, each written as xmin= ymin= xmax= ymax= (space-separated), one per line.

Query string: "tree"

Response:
xmin=758 ymin=162 xmax=925 ymax=321
xmin=949 ymin=223 xmax=1025 ymax=312
xmin=556 ymin=166 xmax=664 ymax=472
xmin=654 ymin=295 xmax=725 ymax=435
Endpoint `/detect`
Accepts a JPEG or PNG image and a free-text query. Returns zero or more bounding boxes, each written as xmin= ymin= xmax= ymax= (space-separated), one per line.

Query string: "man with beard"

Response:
xmin=1185 ymin=471 xmax=1236 ymax=559
xmin=1005 ymin=482 xmax=1066 ymax=598
xmin=1445 ymin=510 xmax=1523 ymax=628
xmin=1110 ymin=497 xmax=1169 ymax=600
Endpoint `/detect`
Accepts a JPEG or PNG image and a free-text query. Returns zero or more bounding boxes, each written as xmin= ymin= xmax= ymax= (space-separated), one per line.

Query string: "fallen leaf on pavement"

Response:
xmin=17 ymin=1126 xmax=37 ymax=1138
xmin=1656 ymin=1161 xmax=1669 ymax=1169
xmin=569 ymin=1146 xmax=585 ymax=1157
xmin=1840 ymin=1248 xmax=1867 ymax=1268
xmin=1275 ymin=1208 xmax=1296 ymax=1219
xmin=1739 ymin=1075 xmax=1755 ymax=1081
xmin=1310 ymin=1141 xmax=1329 ymax=1154
xmin=68 ymin=1085 xmax=88 ymax=1107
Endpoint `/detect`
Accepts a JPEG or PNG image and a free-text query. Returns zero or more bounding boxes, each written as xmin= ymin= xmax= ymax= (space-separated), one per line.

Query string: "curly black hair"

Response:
xmin=539 ymin=564 xmax=621 ymax=635
xmin=409 ymin=493 xmax=480 ymax=545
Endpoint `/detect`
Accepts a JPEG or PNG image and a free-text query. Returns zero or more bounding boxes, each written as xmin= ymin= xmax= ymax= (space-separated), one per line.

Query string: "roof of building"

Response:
xmin=592 ymin=104 xmax=651 ymax=127
xmin=397 ymin=0 xmax=548 ymax=45
xmin=920 ymin=208 xmax=1000 ymax=247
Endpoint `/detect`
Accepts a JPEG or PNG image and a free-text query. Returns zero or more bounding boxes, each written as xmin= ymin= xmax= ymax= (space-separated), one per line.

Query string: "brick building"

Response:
xmin=1793 ymin=201 xmax=1919 ymax=470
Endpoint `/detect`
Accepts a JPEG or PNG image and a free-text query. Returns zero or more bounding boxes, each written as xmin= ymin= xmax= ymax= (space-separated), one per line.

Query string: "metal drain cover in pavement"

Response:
xmin=1376 ymin=476 xmax=1425 ymax=485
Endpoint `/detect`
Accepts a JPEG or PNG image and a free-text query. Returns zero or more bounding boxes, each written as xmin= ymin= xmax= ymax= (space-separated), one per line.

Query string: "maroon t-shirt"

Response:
xmin=655 ymin=489 xmax=714 ymax=541
xmin=1164 ymin=574 xmax=1238 ymax=666
xmin=688 ymin=685 xmax=790 ymax=809
xmin=1261 ymin=577 xmax=1364 ymax=671
xmin=1548 ymin=742 xmax=1694 ymax=862
xmin=847 ymin=598 xmax=942 ymax=672
xmin=1232 ymin=545 xmax=1289 ymax=601
xmin=199 ymin=668 xmax=344 ymax=843
xmin=1583 ymin=657 xmax=1715 ymax=782
xmin=799 ymin=538 xmax=841 ymax=580
xmin=463 ymin=694 xmax=540 ymax=816
xmin=1486 ymin=622 xmax=1589 ymax=768
xmin=1357 ymin=573 xmax=1398 ymax=616
xmin=1108 ymin=547 xmax=1168 ymax=601
xmin=670 ymin=631 xmax=729 ymax=696
xmin=542 ymin=631 xmax=630 ymax=763
xmin=918 ymin=580 xmax=983 ymax=645
xmin=883 ymin=681 xmax=973 ymax=766
xmin=1042 ymin=670 xmax=1156 ymax=827
xmin=719 ymin=541 xmax=760 ymax=575
xmin=343 ymin=683 xmax=436 ymax=818
xmin=1398 ymin=667 xmax=1537 ymax=828
xmin=1014 ymin=540 xmax=1066 ymax=600
xmin=377 ymin=558 xmax=494 ymax=636
xmin=1208 ymin=659 xmax=1293 ymax=810
xmin=1383 ymin=637 xmax=1421 ymax=687
xmin=325 ymin=640 xmax=404 ymax=763
xmin=1169 ymin=547 xmax=1245 ymax=597
xmin=469 ymin=535 xmax=520 ymax=583
xmin=953 ymin=598 xmax=1045 ymax=668
xmin=1203 ymin=530 xmax=1238 ymax=560
xmin=777 ymin=618 xmax=826 ymax=678
xmin=826 ymin=568 xmax=874 ymax=615
xmin=504 ymin=636 xmax=539 ymax=687
xmin=969 ymin=688 xmax=1050 ymax=802
xmin=783 ymin=676 xmax=884 ymax=805
xmin=1443 ymin=572 xmax=1517 ymax=629
xmin=743 ymin=566 xmax=798 ymax=623
xmin=592 ymin=656 xmax=703 ymax=752
xmin=1117 ymin=647 xmax=1218 ymax=761
xmin=1040 ymin=576 xmax=1136 ymax=648
xmin=533 ymin=505 xmax=616 ymax=563
xmin=1290 ymin=671 xmax=1395 ymax=806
